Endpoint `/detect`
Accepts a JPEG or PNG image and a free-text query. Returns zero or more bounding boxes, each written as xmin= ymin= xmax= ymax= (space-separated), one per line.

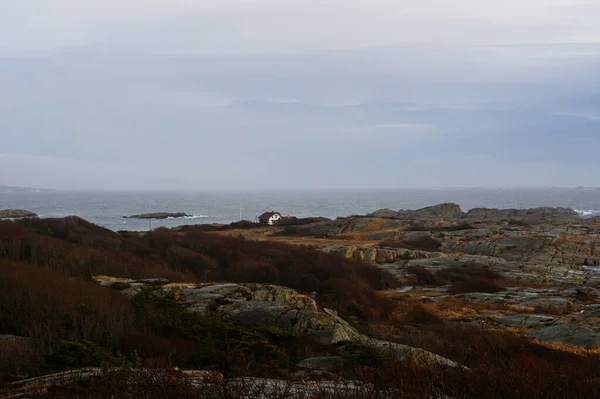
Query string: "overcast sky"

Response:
xmin=1 ymin=0 xmax=600 ymax=189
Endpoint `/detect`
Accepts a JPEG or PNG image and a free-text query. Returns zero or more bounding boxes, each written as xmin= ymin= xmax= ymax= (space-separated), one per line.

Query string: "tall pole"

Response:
xmin=239 ymin=202 xmax=242 ymax=221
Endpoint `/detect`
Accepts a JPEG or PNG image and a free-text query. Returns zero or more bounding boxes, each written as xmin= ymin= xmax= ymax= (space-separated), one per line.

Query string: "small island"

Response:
xmin=123 ymin=212 xmax=191 ymax=219
xmin=0 ymin=209 xmax=38 ymax=219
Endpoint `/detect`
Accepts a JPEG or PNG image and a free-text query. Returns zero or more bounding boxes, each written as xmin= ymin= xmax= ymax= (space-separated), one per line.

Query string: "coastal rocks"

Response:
xmin=526 ymin=324 xmax=600 ymax=348
xmin=117 ymin=281 xmax=362 ymax=344
xmin=0 ymin=209 xmax=38 ymax=219
xmin=463 ymin=207 xmax=578 ymax=221
xmin=398 ymin=203 xmax=464 ymax=220
xmin=322 ymin=244 xmax=443 ymax=264
xmin=367 ymin=208 xmax=399 ymax=218
xmin=123 ymin=212 xmax=191 ymax=219
xmin=368 ymin=204 xmax=579 ymax=223
xmin=495 ymin=315 xmax=555 ymax=329
xmin=218 ymin=301 xmax=364 ymax=343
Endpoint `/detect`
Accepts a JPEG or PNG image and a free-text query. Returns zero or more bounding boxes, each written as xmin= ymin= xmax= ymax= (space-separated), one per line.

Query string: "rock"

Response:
xmin=527 ymin=324 xmax=600 ymax=347
xmin=0 ymin=209 xmax=38 ymax=219
xmin=296 ymin=356 xmax=347 ymax=371
xmin=138 ymin=278 xmax=170 ymax=285
xmin=496 ymin=315 xmax=555 ymax=329
xmin=463 ymin=207 xmax=578 ymax=221
xmin=522 ymin=297 xmax=571 ymax=312
xmin=398 ymin=203 xmax=463 ymax=220
xmin=368 ymin=208 xmax=399 ymax=218
xmin=251 ymin=284 xmax=318 ymax=311
xmin=218 ymin=301 xmax=364 ymax=344
xmin=124 ymin=212 xmax=191 ymax=219
xmin=365 ymin=339 xmax=462 ymax=369
xmin=195 ymin=283 xmax=253 ymax=299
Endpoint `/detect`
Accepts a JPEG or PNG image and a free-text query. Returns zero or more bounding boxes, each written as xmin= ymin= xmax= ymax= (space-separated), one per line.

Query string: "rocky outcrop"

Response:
xmin=124 ymin=212 xmax=191 ymax=219
xmin=367 ymin=208 xmax=399 ymax=218
xmin=0 ymin=209 xmax=38 ymax=219
xmin=365 ymin=339 xmax=462 ymax=369
xmin=463 ymin=207 xmax=578 ymax=221
xmin=399 ymin=203 xmax=464 ymax=220
xmin=321 ymin=244 xmax=444 ymax=264
xmin=526 ymin=324 xmax=600 ymax=348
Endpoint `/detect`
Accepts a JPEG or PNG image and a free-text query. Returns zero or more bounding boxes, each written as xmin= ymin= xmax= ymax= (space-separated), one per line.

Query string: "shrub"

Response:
xmin=44 ymin=340 xmax=126 ymax=370
xmin=406 ymin=266 xmax=440 ymax=285
xmin=435 ymin=263 xmax=502 ymax=283
xmin=0 ymin=260 xmax=134 ymax=350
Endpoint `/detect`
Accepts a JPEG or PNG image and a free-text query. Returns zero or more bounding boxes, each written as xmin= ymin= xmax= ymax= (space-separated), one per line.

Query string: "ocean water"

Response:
xmin=2 ymin=188 xmax=600 ymax=231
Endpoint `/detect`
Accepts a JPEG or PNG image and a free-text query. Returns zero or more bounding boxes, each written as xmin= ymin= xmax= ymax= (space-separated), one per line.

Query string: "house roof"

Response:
xmin=258 ymin=211 xmax=281 ymax=221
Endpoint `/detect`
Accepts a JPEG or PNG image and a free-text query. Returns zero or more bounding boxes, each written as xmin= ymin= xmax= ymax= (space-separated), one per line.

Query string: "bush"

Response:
xmin=400 ymin=304 xmax=443 ymax=325
xmin=406 ymin=266 xmax=440 ymax=285
xmin=0 ymin=260 xmax=134 ymax=350
xmin=435 ymin=264 xmax=502 ymax=283
xmin=44 ymin=340 xmax=125 ymax=370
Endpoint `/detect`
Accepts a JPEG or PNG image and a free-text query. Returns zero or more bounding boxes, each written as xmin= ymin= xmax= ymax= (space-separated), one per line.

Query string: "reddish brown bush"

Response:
xmin=0 ymin=260 xmax=134 ymax=350
xmin=121 ymin=228 xmax=396 ymax=319
xmin=406 ymin=265 xmax=441 ymax=285
xmin=0 ymin=224 xmax=190 ymax=281
xmin=435 ymin=264 xmax=502 ymax=283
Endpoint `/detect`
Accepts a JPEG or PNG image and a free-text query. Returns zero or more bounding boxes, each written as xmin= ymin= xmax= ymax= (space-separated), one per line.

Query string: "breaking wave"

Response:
xmin=167 ymin=215 xmax=209 ymax=220
xmin=575 ymin=209 xmax=600 ymax=217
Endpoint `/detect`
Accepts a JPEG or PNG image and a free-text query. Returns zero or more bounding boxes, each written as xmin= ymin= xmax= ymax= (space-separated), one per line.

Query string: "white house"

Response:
xmin=258 ymin=211 xmax=282 ymax=225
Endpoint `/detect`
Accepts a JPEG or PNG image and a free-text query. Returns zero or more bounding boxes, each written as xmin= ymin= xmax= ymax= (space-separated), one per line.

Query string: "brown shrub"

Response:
xmin=399 ymin=304 xmax=443 ymax=325
xmin=406 ymin=265 xmax=441 ymax=285
xmin=0 ymin=224 xmax=191 ymax=281
xmin=0 ymin=260 xmax=134 ymax=350
xmin=0 ymin=337 xmax=42 ymax=382
xmin=121 ymin=228 xmax=396 ymax=319
xmin=435 ymin=263 xmax=503 ymax=283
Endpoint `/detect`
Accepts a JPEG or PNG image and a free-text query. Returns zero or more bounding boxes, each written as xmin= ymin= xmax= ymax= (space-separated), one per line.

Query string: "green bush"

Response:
xmin=45 ymin=340 xmax=127 ymax=370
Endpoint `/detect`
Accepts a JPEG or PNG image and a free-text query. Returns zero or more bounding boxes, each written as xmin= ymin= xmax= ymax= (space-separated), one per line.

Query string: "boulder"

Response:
xmin=218 ymin=301 xmax=364 ymax=344
xmin=365 ymin=339 xmax=462 ymax=369
xmin=0 ymin=209 xmax=38 ymax=219
xmin=251 ymin=284 xmax=318 ymax=311
xmin=526 ymin=324 xmax=600 ymax=347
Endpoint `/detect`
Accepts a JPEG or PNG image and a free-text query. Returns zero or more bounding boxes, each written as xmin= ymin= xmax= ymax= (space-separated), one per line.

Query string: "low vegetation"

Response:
xmin=2 ymin=217 xmax=600 ymax=398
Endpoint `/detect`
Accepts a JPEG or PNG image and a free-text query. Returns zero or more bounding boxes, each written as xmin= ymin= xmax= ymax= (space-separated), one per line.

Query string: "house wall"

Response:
xmin=268 ymin=214 xmax=281 ymax=225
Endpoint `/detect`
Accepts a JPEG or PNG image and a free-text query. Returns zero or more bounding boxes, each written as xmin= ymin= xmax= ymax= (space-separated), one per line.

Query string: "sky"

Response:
xmin=1 ymin=0 xmax=600 ymax=190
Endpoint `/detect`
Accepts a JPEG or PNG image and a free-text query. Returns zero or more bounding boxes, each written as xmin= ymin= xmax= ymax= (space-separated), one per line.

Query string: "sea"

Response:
xmin=2 ymin=188 xmax=600 ymax=232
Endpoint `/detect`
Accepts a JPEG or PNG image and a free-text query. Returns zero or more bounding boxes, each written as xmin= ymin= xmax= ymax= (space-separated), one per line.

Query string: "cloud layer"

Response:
xmin=1 ymin=1 xmax=599 ymax=189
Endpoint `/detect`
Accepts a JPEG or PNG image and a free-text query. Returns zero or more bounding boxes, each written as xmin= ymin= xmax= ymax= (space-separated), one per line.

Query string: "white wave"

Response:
xmin=575 ymin=209 xmax=600 ymax=217
xmin=166 ymin=215 xmax=209 ymax=220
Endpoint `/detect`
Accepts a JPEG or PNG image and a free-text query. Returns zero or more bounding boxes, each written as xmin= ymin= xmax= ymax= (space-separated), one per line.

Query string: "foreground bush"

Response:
xmin=0 ymin=260 xmax=134 ymax=351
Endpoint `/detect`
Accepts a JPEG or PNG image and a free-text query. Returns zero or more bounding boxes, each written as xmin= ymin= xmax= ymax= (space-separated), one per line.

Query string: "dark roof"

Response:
xmin=258 ymin=211 xmax=281 ymax=222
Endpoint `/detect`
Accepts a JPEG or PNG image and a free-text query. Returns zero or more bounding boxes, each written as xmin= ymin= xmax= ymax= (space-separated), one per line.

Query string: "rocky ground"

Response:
xmin=3 ymin=204 xmax=600 ymax=398
xmin=213 ymin=203 xmax=600 ymax=349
